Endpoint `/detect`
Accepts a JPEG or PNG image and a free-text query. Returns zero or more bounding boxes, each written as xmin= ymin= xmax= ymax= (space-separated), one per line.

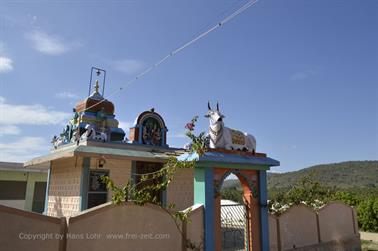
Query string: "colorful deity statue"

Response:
xmin=129 ymin=108 xmax=168 ymax=147
xmin=68 ymin=108 xmax=80 ymax=141
xmin=96 ymin=107 xmax=107 ymax=133
xmin=51 ymin=78 xmax=126 ymax=149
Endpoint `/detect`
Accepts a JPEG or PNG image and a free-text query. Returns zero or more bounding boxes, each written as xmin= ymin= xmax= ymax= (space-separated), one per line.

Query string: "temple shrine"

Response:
xmin=25 ymin=70 xmax=279 ymax=251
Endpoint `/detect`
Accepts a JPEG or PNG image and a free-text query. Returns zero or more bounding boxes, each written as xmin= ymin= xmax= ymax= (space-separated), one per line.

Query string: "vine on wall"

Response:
xmin=101 ymin=116 xmax=207 ymax=250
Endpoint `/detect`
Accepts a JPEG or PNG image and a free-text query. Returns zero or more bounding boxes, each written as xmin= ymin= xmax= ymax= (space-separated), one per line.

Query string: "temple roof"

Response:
xmin=177 ymin=150 xmax=279 ymax=170
xmin=75 ymin=80 xmax=115 ymax=115
xmin=25 ymin=139 xmax=183 ymax=168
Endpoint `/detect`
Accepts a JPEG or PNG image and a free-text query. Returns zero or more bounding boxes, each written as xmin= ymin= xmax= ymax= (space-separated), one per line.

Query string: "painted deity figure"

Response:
xmin=96 ymin=107 xmax=107 ymax=134
xmin=151 ymin=124 xmax=162 ymax=145
xmin=51 ymin=108 xmax=80 ymax=148
xmin=142 ymin=118 xmax=162 ymax=146
xmin=68 ymin=108 xmax=79 ymax=141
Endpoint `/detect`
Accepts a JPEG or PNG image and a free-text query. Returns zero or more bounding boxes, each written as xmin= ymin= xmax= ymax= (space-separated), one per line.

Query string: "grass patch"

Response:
xmin=362 ymin=240 xmax=378 ymax=251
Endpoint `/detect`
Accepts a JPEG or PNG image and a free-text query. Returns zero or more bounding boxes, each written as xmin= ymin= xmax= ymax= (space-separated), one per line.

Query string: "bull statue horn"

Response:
xmin=208 ymin=101 xmax=211 ymax=110
xmin=216 ymin=102 xmax=219 ymax=111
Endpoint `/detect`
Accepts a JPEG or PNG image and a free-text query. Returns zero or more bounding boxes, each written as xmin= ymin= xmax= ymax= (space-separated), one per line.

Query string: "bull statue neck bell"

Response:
xmin=206 ymin=102 xmax=256 ymax=153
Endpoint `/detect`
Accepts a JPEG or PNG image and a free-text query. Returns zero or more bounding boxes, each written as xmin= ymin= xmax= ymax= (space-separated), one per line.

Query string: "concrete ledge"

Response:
xmin=0 ymin=204 xmax=61 ymax=224
xmin=285 ymin=237 xmax=361 ymax=251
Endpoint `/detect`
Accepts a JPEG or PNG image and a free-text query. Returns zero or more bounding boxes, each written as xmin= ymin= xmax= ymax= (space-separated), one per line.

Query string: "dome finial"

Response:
xmin=94 ymin=80 xmax=100 ymax=94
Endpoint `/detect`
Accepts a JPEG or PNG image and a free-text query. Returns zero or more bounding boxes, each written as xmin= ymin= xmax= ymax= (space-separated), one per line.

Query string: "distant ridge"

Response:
xmin=221 ymin=161 xmax=378 ymax=189
xmin=268 ymin=161 xmax=378 ymax=188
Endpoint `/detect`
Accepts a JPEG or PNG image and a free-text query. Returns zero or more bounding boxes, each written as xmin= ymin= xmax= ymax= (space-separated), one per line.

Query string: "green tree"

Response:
xmin=268 ymin=174 xmax=335 ymax=213
xmin=221 ymin=188 xmax=243 ymax=204
xmin=358 ymin=198 xmax=378 ymax=232
xmin=331 ymin=191 xmax=361 ymax=207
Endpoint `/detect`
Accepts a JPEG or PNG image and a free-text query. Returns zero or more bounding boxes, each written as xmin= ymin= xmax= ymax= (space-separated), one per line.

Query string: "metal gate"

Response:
xmin=221 ymin=203 xmax=248 ymax=251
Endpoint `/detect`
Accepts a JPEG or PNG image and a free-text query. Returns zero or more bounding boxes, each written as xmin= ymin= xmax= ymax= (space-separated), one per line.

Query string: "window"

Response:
xmin=0 ymin=181 xmax=27 ymax=200
xmin=87 ymin=170 xmax=108 ymax=209
xmin=32 ymin=182 xmax=47 ymax=213
xmin=135 ymin=161 xmax=163 ymax=204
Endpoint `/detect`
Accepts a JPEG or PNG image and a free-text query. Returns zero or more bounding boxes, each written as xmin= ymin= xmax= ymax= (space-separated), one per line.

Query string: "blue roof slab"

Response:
xmin=177 ymin=151 xmax=280 ymax=170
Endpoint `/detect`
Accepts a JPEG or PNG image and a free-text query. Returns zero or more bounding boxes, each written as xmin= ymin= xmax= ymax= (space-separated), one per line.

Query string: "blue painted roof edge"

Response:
xmin=177 ymin=152 xmax=280 ymax=167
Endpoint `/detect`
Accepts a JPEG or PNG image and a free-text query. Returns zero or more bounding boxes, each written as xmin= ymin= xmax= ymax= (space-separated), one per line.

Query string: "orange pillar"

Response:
xmin=214 ymin=195 xmax=222 ymax=251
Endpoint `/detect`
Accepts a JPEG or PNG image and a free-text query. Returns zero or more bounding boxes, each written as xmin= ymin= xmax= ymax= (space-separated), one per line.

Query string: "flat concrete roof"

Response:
xmin=24 ymin=139 xmax=183 ymax=168
xmin=24 ymin=139 xmax=279 ymax=170
xmin=0 ymin=161 xmax=47 ymax=173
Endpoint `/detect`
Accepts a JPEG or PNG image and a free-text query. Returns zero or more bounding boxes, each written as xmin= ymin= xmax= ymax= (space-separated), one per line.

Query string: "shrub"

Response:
xmin=357 ymin=198 xmax=378 ymax=232
xmin=221 ymin=188 xmax=243 ymax=204
xmin=268 ymin=175 xmax=378 ymax=232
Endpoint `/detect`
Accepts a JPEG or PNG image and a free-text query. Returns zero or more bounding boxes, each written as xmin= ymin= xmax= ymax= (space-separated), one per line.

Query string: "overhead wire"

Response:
xmin=83 ymin=0 xmax=259 ymax=112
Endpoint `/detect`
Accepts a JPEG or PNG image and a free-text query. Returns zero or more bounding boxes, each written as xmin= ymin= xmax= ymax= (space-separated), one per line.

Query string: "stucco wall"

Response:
xmin=0 ymin=199 xmax=25 ymax=209
xmin=269 ymin=214 xmax=279 ymax=251
xmin=66 ymin=202 xmax=183 ymax=251
xmin=284 ymin=237 xmax=361 ymax=251
xmin=318 ymin=202 xmax=356 ymax=242
xmin=166 ymin=167 xmax=194 ymax=210
xmin=269 ymin=202 xmax=361 ymax=251
xmin=48 ymin=158 xmax=82 ymax=217
xmin=90 ymin=158 xmax=192 ymax=210
xmin=0 ymin=168 xmax=47 ymax=212
xmin=48 ymin=157 xmax=133 ymax=217
xmin=186 ymin=204 xmax=204 ymax=250
xmin=90 ymin=158 xmax=132 ymax=201
xmin=278 ymin=205 xmax=319 ymax=250
xmin=0 ymin=201 xmax=359 ymax=251
xmin=0 ymin=204 xmax=65 ymax=251
xmin=352 ymin=207 xmax=358 ymax=235
xmin=48 ymin=156 xmax=195 ymax=217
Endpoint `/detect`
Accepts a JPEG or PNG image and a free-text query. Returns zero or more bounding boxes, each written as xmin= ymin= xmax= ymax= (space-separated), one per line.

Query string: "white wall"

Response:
xmin=0 ymin=200 xmax=25 ymax=210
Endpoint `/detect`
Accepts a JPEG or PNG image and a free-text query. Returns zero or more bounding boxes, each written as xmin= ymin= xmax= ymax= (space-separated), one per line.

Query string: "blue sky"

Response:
xmin=0 ymin=0 xmax=377 ymax=172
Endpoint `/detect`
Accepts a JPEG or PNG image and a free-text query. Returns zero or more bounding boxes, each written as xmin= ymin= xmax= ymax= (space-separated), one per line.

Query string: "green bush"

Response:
xmin=331 ymin=190 xmax=361 ymax=207
xmin=358 ymin=198 xmax=378 ymax=232
xmin=268 ymin=175 xmax=378 ymax=232
xmin=268 ymin=174 xmax=335 ymax=213
xmin=220 ymin=188 xmax=243 ymax=204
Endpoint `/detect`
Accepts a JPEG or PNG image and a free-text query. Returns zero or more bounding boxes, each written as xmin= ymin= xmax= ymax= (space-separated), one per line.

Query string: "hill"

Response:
xmin=222 ymin=179 xmax=243 ymax=189
xmin=268 ymin=161 xmax=378 ymax=189
xmin=221 ymin=161 xmax=378 ymax=190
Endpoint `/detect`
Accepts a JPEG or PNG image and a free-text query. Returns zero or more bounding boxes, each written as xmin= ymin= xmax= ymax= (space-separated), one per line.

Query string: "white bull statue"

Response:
xmin=206 ymin=102 xmax=256 ymax=152
xmin=82 ymin=124 xmax=107 ymax=142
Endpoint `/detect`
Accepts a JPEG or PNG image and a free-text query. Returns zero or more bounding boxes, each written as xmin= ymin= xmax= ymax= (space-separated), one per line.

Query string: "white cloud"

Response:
xmin=0 ymin=42 xmax=6 ymax=53
xmin=0 ymin=125 xmax=21 ymax=136
xmin=26 ymin=30 xmax=80 ymax=55
xmin=27 ymin=14 xmax=38 ymax=25
xmin=118 ymin=121 xmax=132 ymax=130
xmin=0 ymin=96 xmax=70 ymax=125
xmin=268 ymin=170 xmax=282 ymax=174
xmin=169 ymin=132 xmax=187 ymax=138
xmin=112 ymin=59 xmax=145 ymax=75
xmin=55 ymin=91 xmax=79 ymax=100
xmin=0 ymin=137 xmax=49 ymax=162
xmin=290 ymin=70 xmax=317 ymax=81
xmin=0 ymin=56 xmax=13 ymax=73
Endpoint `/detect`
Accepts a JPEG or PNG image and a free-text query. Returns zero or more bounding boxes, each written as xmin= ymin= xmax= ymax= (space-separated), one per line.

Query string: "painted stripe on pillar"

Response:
xmin=193 ymin=165 xmax=204 ymax=249
xmin=138 ymin=125 xmax=143 ymax=144
xmin=80 ymin=157 xmax=90 ymax=211
xmin=204 ymin=167 xmax=215 ymax=251
xmin=43 ymin=164 xmax=51 ymax=215
xmin=259 ymin=170 xmax=269 ymax=251
xmin=194 ymin=167 xmax=206 ymax=204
